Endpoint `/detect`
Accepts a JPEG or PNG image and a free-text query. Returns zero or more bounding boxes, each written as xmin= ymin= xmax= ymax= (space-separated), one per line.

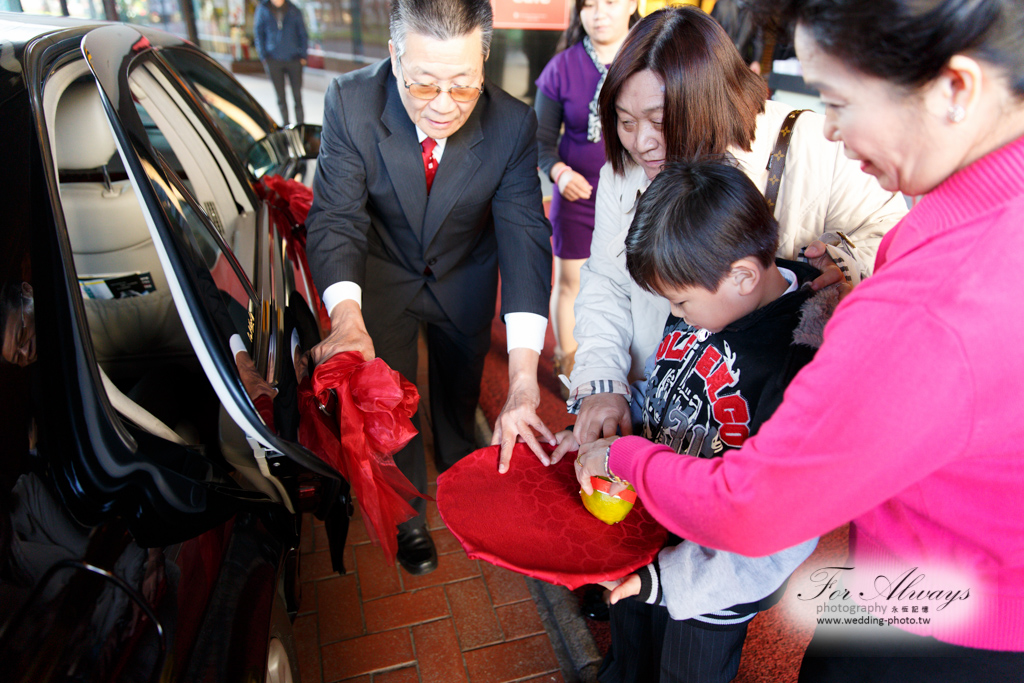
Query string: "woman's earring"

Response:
xmin=947 ymin=104 xmax=966 ymax=124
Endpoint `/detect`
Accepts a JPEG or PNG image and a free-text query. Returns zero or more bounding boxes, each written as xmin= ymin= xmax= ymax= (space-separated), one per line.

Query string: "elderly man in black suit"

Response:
xmin=305 ymin=0 xmax=555 ymax=575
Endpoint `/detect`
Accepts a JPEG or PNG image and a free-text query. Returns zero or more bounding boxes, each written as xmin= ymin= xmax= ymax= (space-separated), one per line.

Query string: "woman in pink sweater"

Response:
xmin=575 ymin=0 xmax=1024 ymax=679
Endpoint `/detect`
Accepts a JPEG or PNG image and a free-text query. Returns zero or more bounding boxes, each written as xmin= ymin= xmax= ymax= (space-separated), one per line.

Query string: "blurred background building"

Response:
xmin=3 ymin=0 xmax=717 ymax=105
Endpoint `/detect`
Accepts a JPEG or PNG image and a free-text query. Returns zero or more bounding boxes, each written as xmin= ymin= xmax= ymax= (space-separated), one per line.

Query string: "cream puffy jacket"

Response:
xmin=570 ymin=100 xmax=909 ymax=393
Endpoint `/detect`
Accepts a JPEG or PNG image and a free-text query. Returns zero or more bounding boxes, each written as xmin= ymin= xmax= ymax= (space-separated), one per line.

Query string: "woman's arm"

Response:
xmin=533 ymin=90 xmax=563 ymax=178
xmin=609 ymin=298 xmax=972 ymax=556
xmin=569 ymin=165 xmax=638 ymax=389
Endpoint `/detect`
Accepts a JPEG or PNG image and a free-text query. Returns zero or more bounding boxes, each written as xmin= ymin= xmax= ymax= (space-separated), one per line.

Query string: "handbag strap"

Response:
xmin=764 ymin=109 xmax=808 ymax=212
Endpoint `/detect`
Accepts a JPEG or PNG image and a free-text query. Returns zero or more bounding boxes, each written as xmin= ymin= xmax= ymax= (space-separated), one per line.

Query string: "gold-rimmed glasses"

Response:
xmin=399 ymin=59 xmax=483 ymax=103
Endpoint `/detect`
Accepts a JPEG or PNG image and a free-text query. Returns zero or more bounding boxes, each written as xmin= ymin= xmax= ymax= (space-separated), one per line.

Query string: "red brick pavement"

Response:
xmin=294 ymin=473 xmax=565 ymax=683
xmin=293 ymin=332 xmax=566 ymax=683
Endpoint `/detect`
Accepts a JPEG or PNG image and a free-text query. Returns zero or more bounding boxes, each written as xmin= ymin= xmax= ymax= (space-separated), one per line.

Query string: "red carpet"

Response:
xmin=477 ymin=282 xmax=850 ymax=682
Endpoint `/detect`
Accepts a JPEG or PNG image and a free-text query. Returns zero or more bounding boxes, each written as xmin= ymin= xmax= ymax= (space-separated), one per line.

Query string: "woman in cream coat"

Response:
xmin=557 ymin=7 xmax=909 ymax=449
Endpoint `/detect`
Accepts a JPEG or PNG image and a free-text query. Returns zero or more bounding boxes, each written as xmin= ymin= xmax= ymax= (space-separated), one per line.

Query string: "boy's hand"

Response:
xmin=549 ymin=429 xmax=580 ymax=465
xmin=599 ymin=573 xmax=641 ymax=604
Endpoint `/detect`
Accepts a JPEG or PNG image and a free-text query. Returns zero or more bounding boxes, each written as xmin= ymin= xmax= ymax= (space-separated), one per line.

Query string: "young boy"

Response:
xmin=570 ymin=159 xmax=838 ymax=683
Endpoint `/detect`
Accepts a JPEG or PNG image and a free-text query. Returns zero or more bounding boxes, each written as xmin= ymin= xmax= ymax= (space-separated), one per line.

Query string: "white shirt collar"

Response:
xmin=415 ymin=127 xmax=446 ymax=163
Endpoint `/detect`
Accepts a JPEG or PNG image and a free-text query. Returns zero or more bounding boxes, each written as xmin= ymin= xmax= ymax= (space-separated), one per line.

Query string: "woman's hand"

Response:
xmin=574 ymin=436 xmax=622 ymax=495
xmin=558 ymin=170 xmax=593 ymax=202
xmin=803 ymin=240 xmax=854 ymax=298
xmin=572 ymin=393 xmax=631 ymax=446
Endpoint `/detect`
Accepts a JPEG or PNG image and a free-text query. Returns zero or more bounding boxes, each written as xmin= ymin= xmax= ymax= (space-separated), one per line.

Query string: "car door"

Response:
xmin=22 ymin=22 xmax=348 ymax=549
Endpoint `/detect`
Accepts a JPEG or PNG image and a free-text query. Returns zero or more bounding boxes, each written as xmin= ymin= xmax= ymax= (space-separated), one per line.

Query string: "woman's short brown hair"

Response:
xmin=600 ymin=6 xmax=768 ymax=175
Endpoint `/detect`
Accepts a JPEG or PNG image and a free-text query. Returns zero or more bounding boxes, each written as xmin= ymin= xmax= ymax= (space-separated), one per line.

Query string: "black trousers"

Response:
xmin=599 ymin=598 xmax=749 ymax=683
xmin=799 ymin=622 xmax=1024 ymax=682
xmin=364 ymin=286 xmax=491 ymax=531
xmin=263 ymin=58 xmax=304 ymax=125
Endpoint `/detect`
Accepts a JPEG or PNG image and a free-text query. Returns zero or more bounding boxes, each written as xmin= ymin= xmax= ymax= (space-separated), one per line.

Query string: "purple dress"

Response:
xmin=536 ymin=41 xmax=607 ymax=260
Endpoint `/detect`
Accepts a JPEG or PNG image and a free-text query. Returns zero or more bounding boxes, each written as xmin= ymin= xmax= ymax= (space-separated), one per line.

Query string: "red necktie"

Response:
xmin=421 ymin=137 xmax=438 ymax=194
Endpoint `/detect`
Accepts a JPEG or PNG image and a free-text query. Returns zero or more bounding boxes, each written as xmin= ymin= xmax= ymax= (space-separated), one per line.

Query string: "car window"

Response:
xmin=135 ymin=101 xmax=190 ymax=187
xmin=146 ymin=166 xmax=257 ymax=357
xmin=161 ymin=49 xmax=277 ymax=167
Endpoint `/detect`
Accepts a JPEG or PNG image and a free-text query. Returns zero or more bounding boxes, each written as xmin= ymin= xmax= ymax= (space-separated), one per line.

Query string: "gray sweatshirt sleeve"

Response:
xmin=654 ymin=537 xmax=818 ymax=621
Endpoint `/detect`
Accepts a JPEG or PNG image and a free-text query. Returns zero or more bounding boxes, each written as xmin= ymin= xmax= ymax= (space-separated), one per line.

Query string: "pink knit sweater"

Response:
xmin=610 ymin=134 xmax=1024 ymax=651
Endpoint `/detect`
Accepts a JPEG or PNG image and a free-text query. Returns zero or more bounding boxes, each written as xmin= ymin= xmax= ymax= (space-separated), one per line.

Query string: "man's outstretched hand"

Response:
xmin=492 ymin=348 xmax=556 ymax=473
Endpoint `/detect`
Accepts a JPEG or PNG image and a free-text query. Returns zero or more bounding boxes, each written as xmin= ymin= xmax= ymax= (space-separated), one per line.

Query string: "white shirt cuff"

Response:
xmin=229 ymin=333 xmax=248 ymax=359
xmin=323 ymin=281 xmax=362 ymax=315
xmin=504 ymin=312 xmax=547 ymax=354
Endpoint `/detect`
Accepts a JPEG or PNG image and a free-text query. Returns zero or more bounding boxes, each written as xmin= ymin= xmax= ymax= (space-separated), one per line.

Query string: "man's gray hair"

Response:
xmin=390 ymin=0 xmax=493 ymax=59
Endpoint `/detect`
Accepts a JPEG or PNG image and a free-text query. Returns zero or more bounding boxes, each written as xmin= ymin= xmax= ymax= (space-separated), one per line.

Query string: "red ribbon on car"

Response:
xmin=298 ymin=351 xmax=428 ymax=564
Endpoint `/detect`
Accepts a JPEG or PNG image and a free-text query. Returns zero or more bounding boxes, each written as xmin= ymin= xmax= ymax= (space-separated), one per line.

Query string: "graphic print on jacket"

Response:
xmin=638 ymin=260 xmax=833 ymax=460
xmin=642 ymin=326 xmax=750 ymax=458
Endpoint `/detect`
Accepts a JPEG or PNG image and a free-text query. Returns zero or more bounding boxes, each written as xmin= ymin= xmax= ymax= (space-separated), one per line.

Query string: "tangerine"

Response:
xmin=581 ymin=476 xmax=636 ymax=525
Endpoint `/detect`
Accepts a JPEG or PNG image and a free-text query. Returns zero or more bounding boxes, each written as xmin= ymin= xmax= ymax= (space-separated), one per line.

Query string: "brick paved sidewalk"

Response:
xmin=292 ymin=332 xmax=566 ymax=683
xmin=294 ymin=469 xmax=565 ymax=682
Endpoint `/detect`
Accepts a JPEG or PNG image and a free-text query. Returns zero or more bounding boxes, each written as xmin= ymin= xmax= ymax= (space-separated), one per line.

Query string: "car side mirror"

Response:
xmin=247 ymin=123 xmax=322 ymax=180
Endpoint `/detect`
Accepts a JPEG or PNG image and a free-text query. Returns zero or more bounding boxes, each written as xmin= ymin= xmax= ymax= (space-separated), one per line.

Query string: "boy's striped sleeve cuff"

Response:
xmin=635 ymin=560 xmax=662 ymax=605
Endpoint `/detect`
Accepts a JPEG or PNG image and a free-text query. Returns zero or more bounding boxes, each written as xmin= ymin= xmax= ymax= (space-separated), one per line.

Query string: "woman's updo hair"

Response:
xmin=765 ymin=0 xmax=1024 ymax=96
xmin=599 ymin=6 xmax=768 ymax=175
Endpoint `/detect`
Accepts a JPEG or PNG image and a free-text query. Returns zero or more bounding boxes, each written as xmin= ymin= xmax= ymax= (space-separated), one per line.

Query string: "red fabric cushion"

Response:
xmin=436 ymin=444 xmax=668 ymax=589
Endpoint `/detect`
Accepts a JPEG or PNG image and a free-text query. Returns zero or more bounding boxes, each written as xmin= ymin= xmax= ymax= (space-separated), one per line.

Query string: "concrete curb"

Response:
xmin=474 ymin=407 xmax=602 ymax=683
xmin=528 ymin=578 xmax=603 ymax=683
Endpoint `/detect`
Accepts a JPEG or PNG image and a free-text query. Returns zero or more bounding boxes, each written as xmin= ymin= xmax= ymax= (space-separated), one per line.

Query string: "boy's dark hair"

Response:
xmin=626 ymin=159 xmax=779 ymax=293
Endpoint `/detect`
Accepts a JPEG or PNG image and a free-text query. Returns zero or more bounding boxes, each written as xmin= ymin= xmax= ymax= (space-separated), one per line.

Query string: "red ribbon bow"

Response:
xmin=298 ymin=352 xmax=428 ymax=563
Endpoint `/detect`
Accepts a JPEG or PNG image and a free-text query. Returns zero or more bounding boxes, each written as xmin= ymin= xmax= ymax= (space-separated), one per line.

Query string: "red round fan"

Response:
xmin=436 ymin=443 xmax=668 ymax=590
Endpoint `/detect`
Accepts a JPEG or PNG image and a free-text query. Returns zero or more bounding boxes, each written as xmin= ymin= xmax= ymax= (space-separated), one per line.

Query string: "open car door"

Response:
xmin=23 ymin=22 xmax=349 ymax=549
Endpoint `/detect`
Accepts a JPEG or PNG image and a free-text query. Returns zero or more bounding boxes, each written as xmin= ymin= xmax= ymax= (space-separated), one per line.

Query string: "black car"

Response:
xmin=0 ymin=13 xmax=349 ymax=682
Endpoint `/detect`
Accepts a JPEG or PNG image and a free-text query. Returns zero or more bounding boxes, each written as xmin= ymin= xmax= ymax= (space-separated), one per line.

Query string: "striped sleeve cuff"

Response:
xmin=566 ymin=379 xmax=631 ymax=414
xmin=635 ymin=560 xmax=662 ymax=605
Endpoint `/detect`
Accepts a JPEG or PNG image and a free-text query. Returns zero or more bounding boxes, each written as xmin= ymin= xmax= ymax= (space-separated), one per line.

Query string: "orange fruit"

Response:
xmin=581 ymin=476 xmax=636 ymax=525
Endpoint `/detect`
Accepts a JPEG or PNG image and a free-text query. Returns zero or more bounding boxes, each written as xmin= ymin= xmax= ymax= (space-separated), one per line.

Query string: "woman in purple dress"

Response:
xmin=535 ymin=0 xmax=638 ymax=387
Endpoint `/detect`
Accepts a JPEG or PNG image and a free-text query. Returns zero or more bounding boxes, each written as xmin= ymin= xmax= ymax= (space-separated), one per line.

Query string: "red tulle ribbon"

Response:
xmin=260 ymin=173 xmax=313 ymax=224
xmin=297 ymin=352 xmax=427 ymax=563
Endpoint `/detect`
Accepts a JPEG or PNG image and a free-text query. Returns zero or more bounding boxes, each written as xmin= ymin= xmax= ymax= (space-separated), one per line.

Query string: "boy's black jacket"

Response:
xmin=639 ymin=258 xmax=838 ymax=459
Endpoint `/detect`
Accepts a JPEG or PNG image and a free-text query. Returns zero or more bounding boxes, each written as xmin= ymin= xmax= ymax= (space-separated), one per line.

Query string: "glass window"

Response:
xmin=18 ymin=0 xmax=102 ymax=18
xmin=146 ymin=161 xmax=257 ymax=355
xmin=116 ymin=0 xmax=189 ymax=41
xmin=163 ymin=48 xmax=277 ymax=164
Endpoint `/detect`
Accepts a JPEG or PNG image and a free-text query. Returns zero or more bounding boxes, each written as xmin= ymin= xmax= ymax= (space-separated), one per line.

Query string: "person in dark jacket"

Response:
xmin=254 ymin=0 xmax=309 ymax=125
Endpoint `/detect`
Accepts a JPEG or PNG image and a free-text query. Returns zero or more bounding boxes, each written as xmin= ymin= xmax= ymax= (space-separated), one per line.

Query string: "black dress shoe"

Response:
xmin=580 ymin=585 xmax=610 ymax=621
xmin=396 ymin=527 xmax=438 ymax=575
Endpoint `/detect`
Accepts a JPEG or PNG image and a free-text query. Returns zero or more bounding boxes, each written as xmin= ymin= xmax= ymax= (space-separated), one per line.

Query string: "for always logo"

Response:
xmin=643 ymin=328 xmax=752 ymax=458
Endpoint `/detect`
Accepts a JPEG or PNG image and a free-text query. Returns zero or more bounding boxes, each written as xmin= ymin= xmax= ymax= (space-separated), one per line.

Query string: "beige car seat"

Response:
xmin=55 ymin=82 xmax=191 ymax=377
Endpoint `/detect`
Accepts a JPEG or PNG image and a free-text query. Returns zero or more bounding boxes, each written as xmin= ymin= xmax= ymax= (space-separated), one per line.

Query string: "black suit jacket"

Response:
xmin=305 ymin=59 xmax=552 ymax=336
